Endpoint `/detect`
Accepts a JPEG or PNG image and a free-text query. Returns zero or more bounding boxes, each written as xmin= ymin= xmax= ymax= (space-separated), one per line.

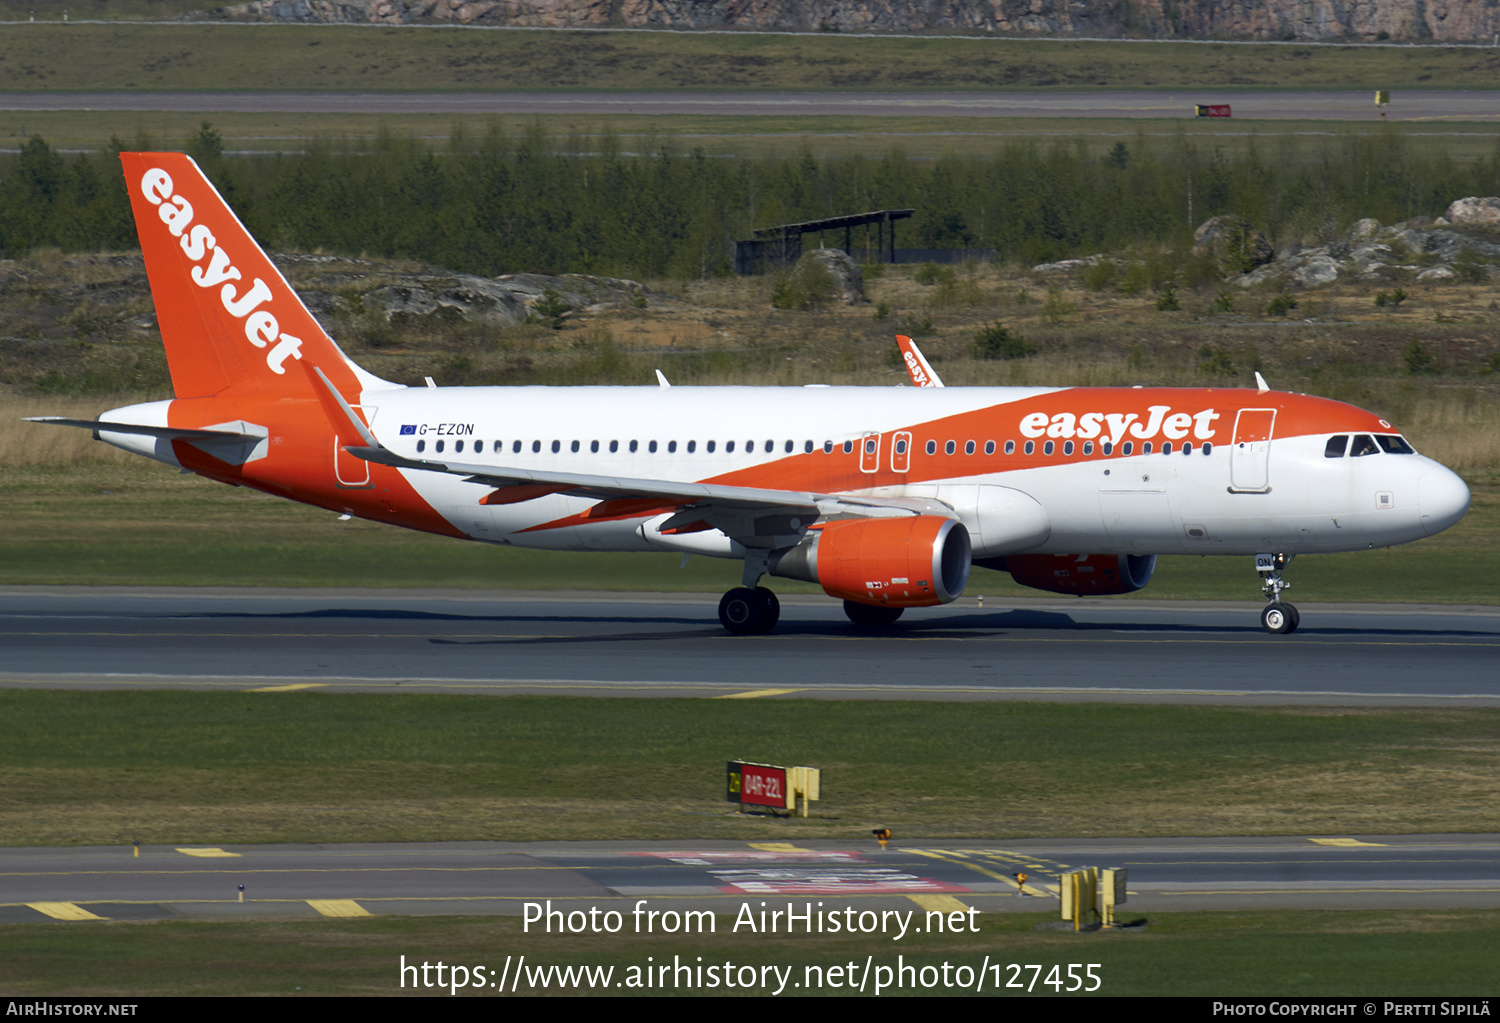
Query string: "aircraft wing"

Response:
xmin=351 ymin=443 xmax=822 ymax=512
xmin=348 ymin=442 xmax=945 ymax=522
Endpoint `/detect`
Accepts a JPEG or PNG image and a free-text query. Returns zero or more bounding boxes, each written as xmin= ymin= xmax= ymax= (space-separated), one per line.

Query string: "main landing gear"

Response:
xmin=718 ymin=587 xmax=780 ymax=635
xmin=1256 ymin=552 xmax=1300 ymax=635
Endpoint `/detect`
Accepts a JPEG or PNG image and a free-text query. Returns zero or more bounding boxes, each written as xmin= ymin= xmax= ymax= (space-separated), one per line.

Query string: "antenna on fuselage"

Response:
xmin=655 ymin=369 xmax=671 ymax=388
xmin=1254 ymin=371 xmax=1271 ymax=394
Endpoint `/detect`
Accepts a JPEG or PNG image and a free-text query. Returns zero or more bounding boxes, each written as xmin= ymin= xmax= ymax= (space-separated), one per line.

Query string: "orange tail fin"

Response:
xmin=121 ymin=152 xmax=382 ymax=401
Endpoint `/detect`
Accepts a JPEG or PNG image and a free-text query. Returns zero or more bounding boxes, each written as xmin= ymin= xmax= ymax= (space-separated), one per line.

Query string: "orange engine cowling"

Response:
xmin=769 ymin=515 xmax=971 ymax=607
xmin=996 ymin=553 xmax=1156 ymax=596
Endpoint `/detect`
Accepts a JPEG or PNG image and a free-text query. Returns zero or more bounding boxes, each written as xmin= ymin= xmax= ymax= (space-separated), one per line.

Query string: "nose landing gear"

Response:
xmin=1256 ymin=552 xmax=1300 ymax=634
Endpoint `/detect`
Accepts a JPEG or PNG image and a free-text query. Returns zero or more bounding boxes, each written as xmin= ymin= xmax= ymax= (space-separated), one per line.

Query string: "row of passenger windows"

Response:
xmin=918 ymin=438 xmax=1211 ymax=457
xmin=415 ymin=438 xmax=829 ymax=455
xmin=413 ymin=435 xmax=1213 ymax=458
xmin=1325 ymin=434 xmax=1415 ymax=458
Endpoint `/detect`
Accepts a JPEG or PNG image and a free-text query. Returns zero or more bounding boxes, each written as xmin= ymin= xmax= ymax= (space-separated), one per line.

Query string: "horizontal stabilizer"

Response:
xmin=22 ymin=417 xmax=259 ymax=442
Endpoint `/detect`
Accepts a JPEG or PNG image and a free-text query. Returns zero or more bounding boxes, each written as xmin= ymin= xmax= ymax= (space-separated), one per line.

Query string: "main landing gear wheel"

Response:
xmin=1260 ymin=602 xmax=1300 ymax=635
xmin=718 ymin=587 xmax=780 ymax=635
xmin=842 ymin=600 xmax=904 ymax=628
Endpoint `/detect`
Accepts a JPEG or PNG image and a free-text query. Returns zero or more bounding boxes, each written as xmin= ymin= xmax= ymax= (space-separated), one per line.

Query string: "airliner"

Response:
xmin=28 ymin=154 xmax=1472 ymax=635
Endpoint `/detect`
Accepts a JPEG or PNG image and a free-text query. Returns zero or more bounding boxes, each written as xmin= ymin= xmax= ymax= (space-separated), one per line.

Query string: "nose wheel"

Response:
xmin=718 ymin=587 xmax=780 ymax=635
xmin=1255 ymin=552 xmax=1300 ymax=634
xmin=1260 ymin=602 xmax=1300 ymax=634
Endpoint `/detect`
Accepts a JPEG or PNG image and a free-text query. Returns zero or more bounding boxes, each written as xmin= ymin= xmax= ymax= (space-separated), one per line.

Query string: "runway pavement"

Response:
xmin=4 ymin=835 xmax=1496 ymax=922
xmin=0 ymin=588 xmax=1495 ymax=706
xmin=2 ymin=90 xmax=1496 ymax=121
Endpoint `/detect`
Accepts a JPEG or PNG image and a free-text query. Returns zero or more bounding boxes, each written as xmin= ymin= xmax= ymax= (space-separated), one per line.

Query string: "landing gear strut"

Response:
xmin=718 ymin=587 xmax=780 ymax=635
xmin=1255 ymin=552 xmax=1300 ymax=635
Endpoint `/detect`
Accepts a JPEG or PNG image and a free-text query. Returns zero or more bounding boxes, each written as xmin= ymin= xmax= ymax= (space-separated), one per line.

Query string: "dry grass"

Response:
xmin=0 ymin=391 xmax=153 ymax=467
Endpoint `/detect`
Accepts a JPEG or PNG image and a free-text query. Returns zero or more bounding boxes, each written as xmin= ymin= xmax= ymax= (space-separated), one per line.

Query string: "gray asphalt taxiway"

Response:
xmin=3 ymin=836 xmax=1496 ymax=923
xmin=0 ymin=588 xmax=1495 ymax=707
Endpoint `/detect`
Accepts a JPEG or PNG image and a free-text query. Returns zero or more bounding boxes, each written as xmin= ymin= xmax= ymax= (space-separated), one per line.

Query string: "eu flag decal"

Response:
xmin=399 ymin=425 xmax=417 ymax=436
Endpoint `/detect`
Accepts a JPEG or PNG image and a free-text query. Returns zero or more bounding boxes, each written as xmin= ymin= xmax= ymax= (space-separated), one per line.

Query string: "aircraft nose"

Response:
xmin=1418 ymin=464 xmax=1471 ymax=537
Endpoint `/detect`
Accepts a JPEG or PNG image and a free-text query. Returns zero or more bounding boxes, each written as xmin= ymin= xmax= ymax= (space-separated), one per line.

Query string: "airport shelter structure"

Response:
xmin=734 ymin=209 xmax=995 ymax=273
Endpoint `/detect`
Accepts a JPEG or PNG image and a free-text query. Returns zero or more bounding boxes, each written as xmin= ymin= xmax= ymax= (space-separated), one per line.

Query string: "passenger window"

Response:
xmin=551 ymin=440 xmax=561 ymax=453
xmin=1203 ymin=442 xmax=1213 ymax=455
xmin=726 ymin=440 xmax=735 ymax=453
xmin=648 ymin=440 xmax=657 ymax=453
xmin=1083 ymin=441 xmax=1093 ymax=455
xmin=1350 ymin=434 xmax=1379 ymax=457
xmin=864 ymin=438 xmax=877 ymax=455
xmin=1162 ymin=442 xmax=1171 ymax=454
xmin=1377 ymin=435 xmax=1415 ymax=454
xmin=964 ymin=440 xmax=975 ymax=455
xmin=436 ymin=440 xmax=445 ymax=453
xmin=570 ymin=440 xmax=580 ymax=453
xmin=1064 ymin=440 xmax=1075 ymax=455
xmin=804 ymin=440 xmax=814 ymax=454
xmin=1183 ymin=443 xmax=1192 ymax=454
xmin=786 ymin=440 xmax=795 ymax=453
xmin=590 ymin=440 xmax=599 ymax=453
xmin=456 ymin=440 xmax=464 ymax=453
xmin=926 ymin=440 xmax=937 ymax=455
xmin=707 ymin=440 xmax=716 ymax=453
xmin=895 ymin=439 xmax=908 ymax=455
xmin=416 ymin=440 xmax=425 ymax=453
xmin=823 ymin=441 xmax=833 ymax=453
xmin=668 ymin=440 xmax=677 ymax=453
xmin=609 ymin=440 xmax=619 ymax=453
xmin=1325 ymin=435 xmax=1349 ymax=458
xmin=746 ymin=440 xmax=756 ymax=453
xmin=1005 ymin=440 xmax=1015 ymax=455
xmin=630 ymin=440 xmax=639 ymax=453
xmin=1142 ymin=442 xmax=1152 ymax=454
xmin=985 ymin=441 xmax=995 ymax=455
xmin=687 ymin=440 xmax=696 ymax=453
xmin=1044 ymin=441 xmax=1055 ymax=455
xmin=1102 ymin=442 xmax=1113 ymax=455
xmin=1122 ymin=442 xmax=1133 ymax=455
xmin=1024 ymin=441 xmax=1035 ymax=455
xmin=532 ymin=440 xmax=541 ymax=453
xmin=945 ymin=440 xmax=956 ymax=455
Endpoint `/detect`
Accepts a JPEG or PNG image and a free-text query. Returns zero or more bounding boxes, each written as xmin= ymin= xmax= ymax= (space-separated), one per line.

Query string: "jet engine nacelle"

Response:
xmin=987 ymin=553 xmax=1157 ymax=596
xmin=770 ymin=515 xmax=972 ymax=607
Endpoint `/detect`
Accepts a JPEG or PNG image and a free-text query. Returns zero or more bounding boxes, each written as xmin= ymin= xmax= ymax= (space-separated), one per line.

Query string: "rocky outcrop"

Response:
xmin=1031 ymin=199 xmax=1500 ymax=288
xmin=1229 ymin=203 xmax=1500 ymax=289
xmin=196 ymin=0 xmax=1500 ymax=43
xmin=362 ymin=269 xmax=654 ymax=326
xmin=1445 ymin=197 xmax=1500 ymax=228
xmin=803 ymin=248 xmax=865 ymax=305
xmin=1193 ymin=215 xmax=1274 ymax=275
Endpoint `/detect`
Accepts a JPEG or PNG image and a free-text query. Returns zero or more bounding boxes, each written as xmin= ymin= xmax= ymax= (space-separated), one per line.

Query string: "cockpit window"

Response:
xmin=1349 ymin=434 xmax=1380 ymax=457
xmin=1324 ymin=435 xmax=1348 ymax=458
xmin=1376 ymin=434 xmax=1416 ymax=455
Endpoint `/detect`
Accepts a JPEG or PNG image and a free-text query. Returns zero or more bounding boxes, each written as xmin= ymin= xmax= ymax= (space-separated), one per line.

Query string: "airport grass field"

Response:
xmin=5 ymin=690 xmax=1498 ymax=846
